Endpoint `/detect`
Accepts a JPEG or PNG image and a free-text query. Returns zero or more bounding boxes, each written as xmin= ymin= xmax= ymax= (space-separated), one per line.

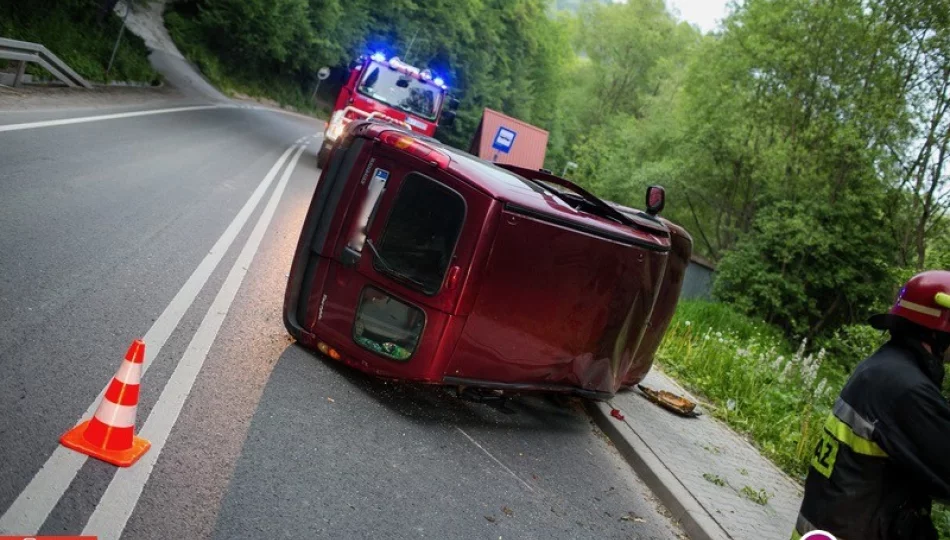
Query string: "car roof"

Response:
xmin=431 ymin=140 xmax=670 ymax=247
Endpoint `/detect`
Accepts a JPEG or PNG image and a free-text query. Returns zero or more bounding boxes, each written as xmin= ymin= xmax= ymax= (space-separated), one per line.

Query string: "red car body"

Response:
xmin=285 ymin=121 xmax=691 ymax=399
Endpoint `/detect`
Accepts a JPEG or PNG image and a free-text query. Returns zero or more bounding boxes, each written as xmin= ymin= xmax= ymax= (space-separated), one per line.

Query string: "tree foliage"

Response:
xmin=563 ymin=0 xmax=950 ymax=341
xmin=167 ymin=0 xmax=571 ymax=148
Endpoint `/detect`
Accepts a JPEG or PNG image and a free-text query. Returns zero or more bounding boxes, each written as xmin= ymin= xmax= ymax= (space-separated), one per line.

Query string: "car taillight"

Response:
xmin=377 ymin=131 xmax=450 ymax=169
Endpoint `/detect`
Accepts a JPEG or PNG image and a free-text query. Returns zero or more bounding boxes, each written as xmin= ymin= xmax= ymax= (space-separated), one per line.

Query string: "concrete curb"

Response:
xmin=586 ymin=399 xmax=731 ymax=540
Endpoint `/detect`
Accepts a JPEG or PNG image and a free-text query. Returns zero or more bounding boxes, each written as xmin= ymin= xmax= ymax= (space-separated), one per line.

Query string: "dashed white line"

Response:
xmin=82 ymin=143 xmax=307 ymax=540
xmin=0 ymin=142 xmax=299 ymax=534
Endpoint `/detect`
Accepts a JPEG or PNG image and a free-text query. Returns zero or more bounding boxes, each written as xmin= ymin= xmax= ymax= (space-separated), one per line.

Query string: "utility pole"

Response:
xmin=106 ymin=0 xmax=132 ymax=78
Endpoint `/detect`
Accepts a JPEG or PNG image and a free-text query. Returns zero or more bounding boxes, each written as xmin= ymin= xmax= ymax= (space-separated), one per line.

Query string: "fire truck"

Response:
xmin=318 ymin=52 xmax=459 ymax=167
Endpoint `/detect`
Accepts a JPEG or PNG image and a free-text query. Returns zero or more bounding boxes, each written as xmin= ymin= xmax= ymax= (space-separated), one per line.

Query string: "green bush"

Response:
xmin=0 ymin=0 xmax=158 ymax=83
xmin=713 ymin=198 xmax=898 ymax=340
xmin=817 ymin=324 xmax=888 ymax=376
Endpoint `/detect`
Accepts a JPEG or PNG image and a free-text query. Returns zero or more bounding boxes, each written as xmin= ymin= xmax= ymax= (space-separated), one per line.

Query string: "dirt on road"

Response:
xmin=0 ymin=84 xmax=185 ymax=112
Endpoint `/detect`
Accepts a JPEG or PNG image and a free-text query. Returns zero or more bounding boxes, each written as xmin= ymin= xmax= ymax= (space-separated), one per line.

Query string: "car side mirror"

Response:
xmin=646 ymin=185 xmax=665 ymax=216
xmin=440 ymin=110 xmax=457 ymax=128
xmin=448 ymin=97 xmax=460 ymax=111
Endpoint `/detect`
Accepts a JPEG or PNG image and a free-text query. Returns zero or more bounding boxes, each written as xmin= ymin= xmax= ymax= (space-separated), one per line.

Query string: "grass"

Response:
xmin=164 ymin=11 xmax=329 ymax=119
xmin=740 ymin=486 xmax=772 ymax=505
xmin=0 ymin=1 xmax=158 ymax=84
xmin=703 ymin=473 xmax=727 ymax=487
xmin=658 ymin=301 xmax=836 ymax=479
xmin=658 ymin=300 xmax=950 ymax=538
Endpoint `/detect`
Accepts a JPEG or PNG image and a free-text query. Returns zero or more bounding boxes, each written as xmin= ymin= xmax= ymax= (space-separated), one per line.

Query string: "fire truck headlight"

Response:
xmin=326 ymin=123 xmax=344 ymax=142
xmin=326 ymin=112 xmax=345 ymax=142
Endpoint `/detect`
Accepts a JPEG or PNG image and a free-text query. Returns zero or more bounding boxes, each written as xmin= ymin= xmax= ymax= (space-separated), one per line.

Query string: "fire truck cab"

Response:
xmin=319 ymin=53 xmax=459 ymax=167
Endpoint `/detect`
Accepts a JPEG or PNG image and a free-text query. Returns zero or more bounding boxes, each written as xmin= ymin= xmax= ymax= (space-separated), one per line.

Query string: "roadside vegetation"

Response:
xmin=163 ymin=9 xmax=327 ymax=116
xmin=0 ymin=0 xmax=158 ymax=84
xmin=659 ymin=300 xmax=950 ymax=537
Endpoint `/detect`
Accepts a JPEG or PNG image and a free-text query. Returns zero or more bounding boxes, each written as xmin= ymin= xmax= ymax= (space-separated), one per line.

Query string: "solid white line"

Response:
xmin=455 ymin=428 xmax=535 ymax=492
xmin=0 ymin=143 xmax=297 ymax=535
xmin=82 ymin=144 xmax=307 ymax=540
xmin=0 ymin=105 xmax=225 ymax=133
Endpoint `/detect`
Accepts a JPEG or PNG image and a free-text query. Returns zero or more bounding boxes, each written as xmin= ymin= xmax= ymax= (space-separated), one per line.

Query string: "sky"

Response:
xmin=666 ymin=0 xmax=731 ymax=32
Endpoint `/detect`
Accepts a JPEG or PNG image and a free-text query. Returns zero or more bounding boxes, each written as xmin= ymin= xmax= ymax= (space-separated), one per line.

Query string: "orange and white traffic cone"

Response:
xmin=60 ymin=339 xmax=151 ymax=467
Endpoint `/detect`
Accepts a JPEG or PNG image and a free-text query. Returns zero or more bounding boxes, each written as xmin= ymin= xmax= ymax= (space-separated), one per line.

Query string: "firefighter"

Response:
xmin=793 ymin=271 xmax=950 ymax=539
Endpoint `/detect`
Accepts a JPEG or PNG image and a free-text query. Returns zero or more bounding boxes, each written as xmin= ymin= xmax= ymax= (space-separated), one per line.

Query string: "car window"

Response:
xmin=375 ymin=174 xmax=464 ymax=295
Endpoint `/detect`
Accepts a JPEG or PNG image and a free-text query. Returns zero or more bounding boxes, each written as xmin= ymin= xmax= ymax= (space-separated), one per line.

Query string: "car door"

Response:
xmin=302 ymin=144 xmax=487 ymax=379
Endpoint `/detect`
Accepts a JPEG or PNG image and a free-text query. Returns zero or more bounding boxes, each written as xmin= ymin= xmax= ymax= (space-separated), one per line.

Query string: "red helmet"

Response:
xmin=870 ymin=270 xmax=950 ymax=334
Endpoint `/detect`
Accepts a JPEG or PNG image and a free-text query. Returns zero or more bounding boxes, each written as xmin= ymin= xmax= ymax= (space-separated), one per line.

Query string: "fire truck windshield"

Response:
xmin=357 ymin=61 xmax=443 ymax=121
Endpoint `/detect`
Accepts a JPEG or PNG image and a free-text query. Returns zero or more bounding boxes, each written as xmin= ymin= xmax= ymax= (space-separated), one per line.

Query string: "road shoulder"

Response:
xmin=587 ymin=369 xmax=803 ymax=540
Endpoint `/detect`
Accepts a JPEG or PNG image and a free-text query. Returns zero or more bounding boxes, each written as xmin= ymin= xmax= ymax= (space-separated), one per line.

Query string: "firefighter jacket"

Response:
xmin=794 ymin=337 xmax=950 ymax=539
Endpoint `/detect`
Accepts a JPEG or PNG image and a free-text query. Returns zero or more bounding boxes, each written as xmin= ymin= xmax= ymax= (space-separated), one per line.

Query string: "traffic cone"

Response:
xmin=60 ymin=339 xmax=151 ymax=467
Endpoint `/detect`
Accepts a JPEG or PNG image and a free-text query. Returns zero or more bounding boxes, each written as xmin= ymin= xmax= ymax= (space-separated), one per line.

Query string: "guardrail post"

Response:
xmin=12 ymin=59 xmax=26 ymax=87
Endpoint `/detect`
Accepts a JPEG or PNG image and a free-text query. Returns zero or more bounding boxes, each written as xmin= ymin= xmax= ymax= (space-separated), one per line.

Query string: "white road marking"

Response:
xmin=456 ymin=428 xmax=535 ymax=492
xmin=0 ymin=143 xmax=298 ymax=534
xmin=82 ymin=143 xmax=307 ymax=540
xmin=0 ymin=105 xmax=225 ymax=133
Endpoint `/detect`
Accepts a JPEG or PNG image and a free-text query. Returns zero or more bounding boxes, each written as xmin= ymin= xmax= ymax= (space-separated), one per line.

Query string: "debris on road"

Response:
xmin=610 ymin=408 xmax=625 ymax=421
xmin=485 ymin=515 xmax=496 ymax=523
xmin=502 ymin=506 xmax=514 ymax=517
xmin=620 ymin=512 xmax=645 ymax=523
xmin=326 ymin=397 xmax=335 ymax=403
xmin=637 ymin=385 xmax=700 ymax=417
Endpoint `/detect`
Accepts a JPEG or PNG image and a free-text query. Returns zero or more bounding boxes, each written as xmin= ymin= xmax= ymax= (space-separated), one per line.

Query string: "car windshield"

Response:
xmin=375 ymin=173 xmax=464 ymax=294
xmin=358 ymin=61 xmax=443 ymax=121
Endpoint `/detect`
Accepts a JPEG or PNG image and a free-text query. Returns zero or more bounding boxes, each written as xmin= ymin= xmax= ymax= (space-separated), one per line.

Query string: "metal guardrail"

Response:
xmin=0 ymin=37 xmax=92 ymax=88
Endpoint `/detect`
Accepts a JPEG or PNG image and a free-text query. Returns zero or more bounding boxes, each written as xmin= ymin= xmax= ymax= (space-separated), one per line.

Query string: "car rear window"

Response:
xmin=375 ymin=173 xmax=464 ymax=295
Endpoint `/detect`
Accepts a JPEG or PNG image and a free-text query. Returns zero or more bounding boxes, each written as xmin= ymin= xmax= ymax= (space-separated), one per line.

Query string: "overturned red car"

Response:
xmin=284 ymin=120 xmax=692 ymax=399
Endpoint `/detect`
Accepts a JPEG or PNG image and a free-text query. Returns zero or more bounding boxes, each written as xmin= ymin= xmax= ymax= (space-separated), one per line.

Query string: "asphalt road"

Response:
xmin=0 ymin=102 xmax=686 ymax=539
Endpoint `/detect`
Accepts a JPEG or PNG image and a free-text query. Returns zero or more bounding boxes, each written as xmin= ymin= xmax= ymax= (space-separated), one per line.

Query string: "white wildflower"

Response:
xmin=781 ymin=360 xmax=795 ymax=381
xmin=684 ymin=320 xmax=692 ymax=327
xmin=770 ymin=355 xmax=785 ymax=372
xmin=800 ymin=349 xmax=823 ymax=386
xmin=794 ymin=338 xmax=809 ymax=364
